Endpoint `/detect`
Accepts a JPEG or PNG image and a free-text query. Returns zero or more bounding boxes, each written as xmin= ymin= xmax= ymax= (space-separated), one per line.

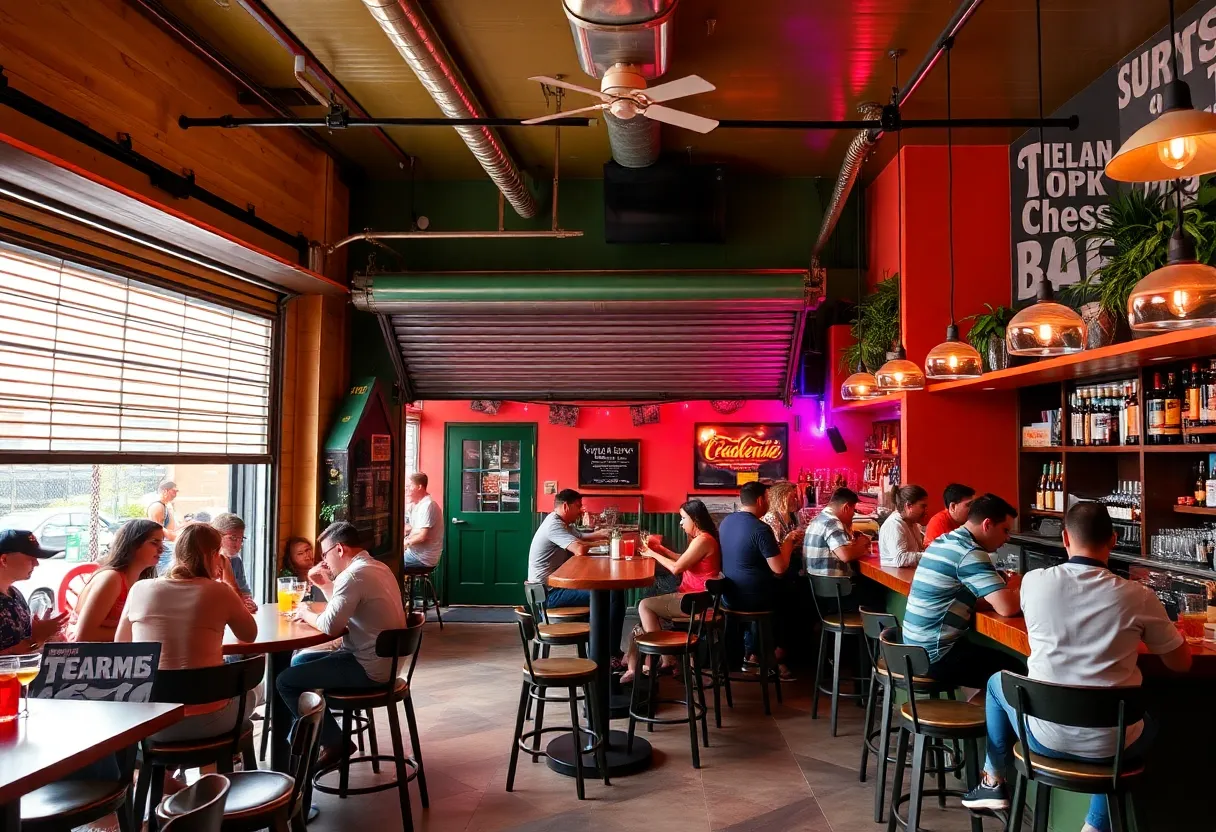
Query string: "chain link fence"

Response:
xmin=0 ymin=464 xmax=168 ymax=519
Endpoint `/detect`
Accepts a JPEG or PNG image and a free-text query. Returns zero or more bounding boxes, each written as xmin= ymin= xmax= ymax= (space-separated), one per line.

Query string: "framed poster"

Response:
xmin=578 ymin=439 xmax=641 ymax=488
xmin=694 ymin=423 xmax=789 ymax=490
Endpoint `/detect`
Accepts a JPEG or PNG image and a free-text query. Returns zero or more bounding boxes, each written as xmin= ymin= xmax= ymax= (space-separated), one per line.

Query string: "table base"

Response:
xmin=607 ymin=690 xmax=635 ymax=720
xmin=545 ymin=730 xmax=651 ymax=778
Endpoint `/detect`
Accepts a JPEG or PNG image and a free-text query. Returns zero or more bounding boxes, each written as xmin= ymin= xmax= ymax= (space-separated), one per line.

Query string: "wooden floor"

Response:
xmin=305 ymin=621 xmax=987 ymax=832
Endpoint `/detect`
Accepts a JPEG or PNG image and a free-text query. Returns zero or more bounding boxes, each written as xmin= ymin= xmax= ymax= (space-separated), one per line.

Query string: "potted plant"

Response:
xmin=842 ymin=274 xmax=900 ymax=372
xmin=964 ymin=303 xmax=1016 ymax=372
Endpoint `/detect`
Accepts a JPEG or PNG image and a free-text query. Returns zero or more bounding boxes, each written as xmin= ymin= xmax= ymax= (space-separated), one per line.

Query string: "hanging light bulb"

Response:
xmin=841 ymin=361 xmax=881 ymax=401
xmin=1128 ymin=184 xmax=1216 ymax=330
xmin=1006 ymin=276 xmax=1086 ymax=355
xmin=877 ymin=345 xmax=926 ymax=391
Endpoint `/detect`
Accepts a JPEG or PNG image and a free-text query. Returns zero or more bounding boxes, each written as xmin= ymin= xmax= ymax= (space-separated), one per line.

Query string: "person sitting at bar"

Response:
xmin=0 ymin=529 xmax=68 ymax=655
xmin=761 ymin=481 xmax=803 ymax=575
xmin=902 ymin=493 xmax=1024 ymax=688
xmin=212 ymin=512 xmax=257 ymax=612
xmin=803 ymin=487 xmax=872 ymax=579
xmin=962 ymin=502 xmax=1191 ymax=831
xmin=70 ymin=519 xmax=164 ymax=642
xmin=526 ymin=489 xmax=624 ymax=664
xmin=402 ymin=472 xmax=444 ymax=570
xmin=761 ymin=481 xmax=810 ymax=676
xmin=878 ymin=484 xmax=928 ymax=568
xmin=620 ymin=499 xmax=721 ymax=683
xmin=279 ymin=521 xmax=405 ymax=768
xmin=922 ymin=482 xmax=976 ymax=547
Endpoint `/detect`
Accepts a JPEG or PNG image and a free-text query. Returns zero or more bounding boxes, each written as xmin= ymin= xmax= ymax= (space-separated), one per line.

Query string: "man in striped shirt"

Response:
xmin=903 ymin=493 xmax=1023 ymax=688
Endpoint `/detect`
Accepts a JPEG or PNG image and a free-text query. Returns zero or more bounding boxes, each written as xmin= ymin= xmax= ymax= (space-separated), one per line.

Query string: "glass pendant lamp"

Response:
xmin=924 ymin=43 xmax=983 ymax=381
xmin=1128 ymin=184 xmax=1216 ymax=330
xmin=841 ymin=157 xmax=881 ymax=401
xmin=1106 ymin=0 xmax=1216 ymax=183
xmin=1006 ymin=0 xmax=1087 ymax=357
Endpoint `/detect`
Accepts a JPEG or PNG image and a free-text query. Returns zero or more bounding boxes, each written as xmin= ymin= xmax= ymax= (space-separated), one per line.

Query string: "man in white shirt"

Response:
xmin=278 ymin=521 xmax=406 ymax=766
xmin=402 ymin=472 xmax=444 ymax=569
xmin=878 ymin=484 xmax=928 ymax=568
xmin=962 ymin=502 xmax=1191 ymax=831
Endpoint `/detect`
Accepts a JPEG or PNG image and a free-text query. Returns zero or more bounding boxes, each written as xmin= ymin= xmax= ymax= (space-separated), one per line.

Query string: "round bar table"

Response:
xmin=546 ymin=556 xmax=654 ymax=778
xmin=224 ymin=604 xmax=336 ymax=772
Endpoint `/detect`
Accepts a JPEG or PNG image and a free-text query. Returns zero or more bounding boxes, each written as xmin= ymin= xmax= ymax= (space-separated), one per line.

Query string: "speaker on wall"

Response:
xmin=826 ymin=426 xmax=847 ymax=453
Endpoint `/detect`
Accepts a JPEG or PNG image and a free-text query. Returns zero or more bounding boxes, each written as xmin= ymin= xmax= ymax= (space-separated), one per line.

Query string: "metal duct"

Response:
xmin=809 ymin=101 xmax=883 ymax=270
xmin=359 ymin=0 xmax=538 ymax=218
xmin=562 ymin=0 xmax=676 ymax=168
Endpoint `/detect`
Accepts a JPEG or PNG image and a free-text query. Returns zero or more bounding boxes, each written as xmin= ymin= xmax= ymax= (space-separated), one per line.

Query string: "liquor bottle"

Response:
xmin=1196 ymin=460 xmax=1209 ymax=507
xmin=1164 ymin=372 xmax=1183 ymax=444
xmin=1146 ymin=373 xmax=1165 ymax=445
xmin=1092 ymin=387 xmax=1109 ymax=446
xmin=1204 ymin=359 xmax=1216 ymax=426
xmin=1054 ymin=461 xmax=1064 ymax=511
xmin=1080 ymin=389 xmax=1092 ymax=446
xmin=1124 ymin=381 xmax=1140 ymax=445
xmin=1188 ymin=362 xmax=1203 ymax=427
xmin=1068 ymin=393 xmax=1080 ymax=445
xmin=1035 ymin=464 xmax=1047 ymax=510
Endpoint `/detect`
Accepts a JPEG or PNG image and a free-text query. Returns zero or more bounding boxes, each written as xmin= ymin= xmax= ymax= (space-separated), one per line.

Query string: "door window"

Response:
xmin=460 ymin=439 xmax=522 ymax=513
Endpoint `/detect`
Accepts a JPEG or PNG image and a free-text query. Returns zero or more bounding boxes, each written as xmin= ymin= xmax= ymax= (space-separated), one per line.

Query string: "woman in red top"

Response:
xmin=621 ymin=500 xmax=721 ymax=683
xmin=70 ymin=519 xmax=163 ymax=642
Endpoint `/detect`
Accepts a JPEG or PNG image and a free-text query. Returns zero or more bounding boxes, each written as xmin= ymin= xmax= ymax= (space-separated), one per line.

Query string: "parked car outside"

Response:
xmin=0 ymin=508 xmax=120 ymax=613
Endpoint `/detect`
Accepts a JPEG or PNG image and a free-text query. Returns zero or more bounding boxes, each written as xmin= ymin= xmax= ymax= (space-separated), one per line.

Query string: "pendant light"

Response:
xmin=876 ymin=52 xmax=926 ymax=393
xmin=1127 ymin=180 xmax=1216 ymax=329
xmin=841 ymin=171 xmax=882 ymax=401
xmin=924 ymin=41 xmax=983 ymax=380
xmin=1006 ymin=0 xmax=1086 ymax=357
xmin=1106 ymin=0 xmax=1216 ymax=182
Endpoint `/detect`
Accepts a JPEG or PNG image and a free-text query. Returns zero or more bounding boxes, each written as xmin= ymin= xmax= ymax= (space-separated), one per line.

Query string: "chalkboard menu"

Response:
xmin=578 ymin=439 xmax=641 ymax=488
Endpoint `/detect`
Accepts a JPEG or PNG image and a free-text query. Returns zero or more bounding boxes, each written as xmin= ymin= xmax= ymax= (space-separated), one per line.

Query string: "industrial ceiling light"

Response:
xmin=1106 ymin=0 xmax=1216 ymax=182
xmin=1128 ymin=182 xmax=1216 ymax=330
xmin=842 ymin=159 xmax=881 ymax=402
xmin=924 ymin=40 xmax=982 ymax=380
xmin=876 ymin=53 xmax=925 ymax=393
xmin=1006 ymin=0 xmax=1086 ymax=357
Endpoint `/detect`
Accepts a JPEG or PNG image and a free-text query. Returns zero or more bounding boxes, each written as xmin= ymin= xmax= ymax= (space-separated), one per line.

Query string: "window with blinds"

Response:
xmin=0 ymin=242 xmax=274 ymax=461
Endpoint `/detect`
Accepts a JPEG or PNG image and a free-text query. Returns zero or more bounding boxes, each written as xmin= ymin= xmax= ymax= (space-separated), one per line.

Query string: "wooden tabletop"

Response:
xmin=0 ymin=699 xmax=184 ymax=805
xmin=223 ymin=603 xmax=335 ymax=655
xmin=548 ymin=556 xmax=656 ymax=591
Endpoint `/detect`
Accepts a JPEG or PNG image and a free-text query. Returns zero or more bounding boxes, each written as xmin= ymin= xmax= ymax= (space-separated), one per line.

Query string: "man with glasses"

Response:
xmin=213 ymin=513 xmax=257 ymax=612
xmin=278 ymin=521 xmax=406 ymax=768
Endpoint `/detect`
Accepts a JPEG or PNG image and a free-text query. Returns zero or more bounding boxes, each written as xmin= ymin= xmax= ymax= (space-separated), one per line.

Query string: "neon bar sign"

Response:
xmin=694 ymin=423 xmax=789 ymax=489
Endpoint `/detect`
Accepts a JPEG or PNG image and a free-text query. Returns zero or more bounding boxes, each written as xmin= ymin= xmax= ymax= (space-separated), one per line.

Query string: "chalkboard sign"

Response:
xmin=578 ymin=439 xmax=641 ymax=488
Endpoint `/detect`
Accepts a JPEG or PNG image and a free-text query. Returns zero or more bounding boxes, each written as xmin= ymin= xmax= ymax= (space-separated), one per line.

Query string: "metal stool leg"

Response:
xmin=506 ymin=681 xmax=529 ymax=791
xmin=859 ymin=666 xmax=879 ymax=782
xmin=885 ymin=728 xmax=910 ymax=832
xmin=829 ymin=628 xmax=844 ymax=737
xmin=531 ymin=683 xmax=546 ymax=762
xmin=874 ymin=681 xmax=895 ymax=823
xmin=811 ymin=626 xmax=828 ymax=719
xmin=693 ymin=651 xmax=709 ymax=747
xmin=964 ymin=738 xmax=983 ymax=832
xmin=386 ymin=698 xmax=415 ymax=832
xmin=906 ymin=734 xmax=929 ymax=832
xmin=338 ymin=709 xmax=353 ymax=798
xmin=404 ymin=694 xmax=430 ymax=807
xmin=585 ymin=682 xmax=609 ymax=786
xmin=567 ymin=685 xmax=586 ymax=800
xmin=682 ymin=657 xmax=700 ymax=769
xmin=646 ymin=655 xmax=659 ymax=732
xmin=756 ymin=621 xmax=772 ymax=716
xmin=1006 ymin=773 xmax=1027 ymax=832
xmin=1032 ymin=783 xmax=1051 ymax=832
xmin=707 ymin=633 xmax=722 ymax=727
xmin=427 ymin=577 xmax=443 ymax=630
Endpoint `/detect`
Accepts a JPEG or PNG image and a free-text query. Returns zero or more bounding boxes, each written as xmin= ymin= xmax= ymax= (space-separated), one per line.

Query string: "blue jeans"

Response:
xmin=984 ymin=673 xmax=1155 ymax=832
xmin=276 ymin=649 xmax=379 ymax=748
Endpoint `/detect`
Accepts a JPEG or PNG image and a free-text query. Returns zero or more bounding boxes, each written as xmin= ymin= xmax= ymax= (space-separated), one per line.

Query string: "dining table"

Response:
xmin=0 ymin=698 xmax=184 ymax=832
xmin=223 ymin=603 xmax=336 ymax=772
xmin=546 ymin=555 xmax=654 ymax=778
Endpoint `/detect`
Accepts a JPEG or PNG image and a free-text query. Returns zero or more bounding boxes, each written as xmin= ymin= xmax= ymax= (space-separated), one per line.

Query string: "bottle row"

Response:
xmin=1032 ymin=465 xmax=1142 ymax=522
xmin=1069 ymin=381 xmax=1138 ymax=446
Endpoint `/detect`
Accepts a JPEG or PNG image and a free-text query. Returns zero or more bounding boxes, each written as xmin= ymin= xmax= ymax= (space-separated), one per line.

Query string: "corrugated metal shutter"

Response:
xmin=0 ymin=241 xmax=273 ymax=462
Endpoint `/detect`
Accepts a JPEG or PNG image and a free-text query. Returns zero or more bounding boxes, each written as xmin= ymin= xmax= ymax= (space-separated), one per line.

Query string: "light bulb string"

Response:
xmin=946 ymin=40 xmax=956 ymax=330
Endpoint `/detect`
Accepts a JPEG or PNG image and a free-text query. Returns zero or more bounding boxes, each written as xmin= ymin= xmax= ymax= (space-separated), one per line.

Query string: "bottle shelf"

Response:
xmin=1109 ymin=552 xmax=1216 ymax=582
xmin=1144 ymin=444 xmax=1216 ymax=453
xmin=1027 ymin=508 xmax=1064 ymax=517
xmin=1173 ymin=504 xmax=1216 ymax=516
xmin=1065 ymin=446 xmax=1140 ymax=453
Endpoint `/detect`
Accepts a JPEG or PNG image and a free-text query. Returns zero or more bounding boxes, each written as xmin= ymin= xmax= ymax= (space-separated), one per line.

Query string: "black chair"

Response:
xmin=158 ymin=775 xmax=229 ymax=832
xmin=506 ymin=609 xmax=608 ymax=801
xmin=312 ymin=613 xmax=428 ymax=832
xmin=880 ymin=629 xmax=983 ymax=832
xmin=133 ymin=656 xmax=265 ymax=832
xmin=160 ymin=692 xmax=325 ymax=832
xmin=1001 ymin=672 xmax=1148 ymax=832
xmin=21 ymin=744 xmax=141 ymax=832
xmin=522 ymin=581 xmax=591 ymax=656
xmin=720 ymin=600 xmax=781 ymax=716
xmin=677 ymin=577 xmax=729 ymax=729
xmin=809 ymin=574 xmax=868 ymax=737
xmin=402 ymin=564 xmax=443 ymax=630
xmin=626 ymin=591 xmax=713 ymax=769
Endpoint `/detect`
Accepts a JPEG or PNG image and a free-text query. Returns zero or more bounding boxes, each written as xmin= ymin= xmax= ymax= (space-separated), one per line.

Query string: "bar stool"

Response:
xmin=507 ymin=609 xmax=608 ymax=800
xmin=1001 ymin=672 xmax=1147 ymax=832
xmin=626 ymin=591 xmax=712 ymax=768
xmin=522 ymin=582 xmax=592 ymax=721
xmin=675 ymin=577 xmax=729 ymax=728
xmin=312 ymin=614 xmax=428 ymax=832
xmin=402 ymin=564 xmax=443 ymax=629
xmin=809 ymin=575 xmax=868 ymax=737
xmin=880 ymin=629 xmax=984 ymax=832
xmin=721 ymin=605 xmax=781 ymax=715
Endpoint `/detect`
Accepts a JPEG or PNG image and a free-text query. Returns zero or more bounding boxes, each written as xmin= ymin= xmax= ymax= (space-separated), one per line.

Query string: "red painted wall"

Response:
xmin=417 ymin=398 xmax=871 ymax=514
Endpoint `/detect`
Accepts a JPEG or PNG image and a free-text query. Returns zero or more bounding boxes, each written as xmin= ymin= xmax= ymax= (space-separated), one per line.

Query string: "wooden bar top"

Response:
xmin=548 ymin=555 xmax=656 ymax=591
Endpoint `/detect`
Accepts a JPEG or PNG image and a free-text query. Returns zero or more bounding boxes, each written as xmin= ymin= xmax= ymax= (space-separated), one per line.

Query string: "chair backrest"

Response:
xmin=808 ymin=574 xmax=852 ymax=622
xmin=514 ymin=607 xmax=540 ymax=678
xmin=160 ymin=774 xmax=229 ymax=832
xmin=522 ymin=581 xmax=549 ymax=624
xmin=58 ymin=563 xmax=100 ymax=613
xmin=150 ymin=656 xmax=265 ymax=754
xmin=1000 ymin=671 xmax=1146 ymax=788
xmin=288 ymin=692 xmax=325 ymax=812
xmin=859 ymin=607 xmax=898 ymax=662
xmin=679 ymin=591 xmax=713 ymax=649
xmin=877 ymin=627 xmax=932 ymax=730
xmin=373 ymin=611 xmax=426 ymax=687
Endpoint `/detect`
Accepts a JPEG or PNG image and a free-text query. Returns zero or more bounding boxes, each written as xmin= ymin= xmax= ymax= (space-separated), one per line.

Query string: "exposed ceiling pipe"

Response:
xmin=359 ymin=0 xmax=539 ymax=218
xmin=810 ymin=0 xmax=986 ymax=270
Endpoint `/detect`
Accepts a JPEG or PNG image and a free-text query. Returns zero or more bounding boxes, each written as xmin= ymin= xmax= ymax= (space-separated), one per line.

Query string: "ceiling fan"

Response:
xmin=523 ymin=65 xmax=719 ymax=134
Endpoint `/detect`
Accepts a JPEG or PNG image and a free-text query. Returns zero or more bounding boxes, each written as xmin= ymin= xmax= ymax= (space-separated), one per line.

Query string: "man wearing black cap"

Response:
xmin=0 ymin=530 xmax=68 ymax=655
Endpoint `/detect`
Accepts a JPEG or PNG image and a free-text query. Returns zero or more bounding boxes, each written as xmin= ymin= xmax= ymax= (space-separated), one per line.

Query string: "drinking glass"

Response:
xmin=0 ymin=657 xmax=18 ymax=723
xmin=291 ymin=581 xmax=309 ymax=611
xmin=638 ymin=528 xmax=650 ymax=551
xmin=277 ymin=577 xmax=298 ymax=615
xmin=1178 ymin=593 xmax=1207 ymax=643
xmin=14 ymin=653 xmax=40 ymax=718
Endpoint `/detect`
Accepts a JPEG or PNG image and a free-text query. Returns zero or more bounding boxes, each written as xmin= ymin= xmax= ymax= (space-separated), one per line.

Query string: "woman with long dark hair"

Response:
xmin=279 ymin=536 xmax=324 ymax=602
xmin=621 ymin=499 xmax=722 ymax=683
xmin=70 ymin=518 xmax=164 ymax=642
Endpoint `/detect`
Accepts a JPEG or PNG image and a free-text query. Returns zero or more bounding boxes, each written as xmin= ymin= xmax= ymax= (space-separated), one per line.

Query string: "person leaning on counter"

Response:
xmin=878 ymin=484 xmax=928 ymax=568
xmin=922 ymin=482 xmax=976 ymax=547
xmin=902 ymin=493 xmax=1024 ymax=688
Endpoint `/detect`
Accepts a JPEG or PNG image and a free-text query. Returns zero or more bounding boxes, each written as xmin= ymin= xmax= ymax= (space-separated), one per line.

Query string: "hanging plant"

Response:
xmin=841 ymin=273 xmax=900 ymax=373
xmin=963 ymin=303 xmax=1016 ymax=372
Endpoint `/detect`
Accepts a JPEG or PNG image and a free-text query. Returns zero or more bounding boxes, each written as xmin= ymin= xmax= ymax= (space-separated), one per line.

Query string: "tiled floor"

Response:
xmin=307 ymin=621 xmax=990 ymax=832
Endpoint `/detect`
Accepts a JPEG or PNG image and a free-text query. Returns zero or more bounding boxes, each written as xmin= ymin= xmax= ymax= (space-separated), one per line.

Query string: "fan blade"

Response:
xmin=527 ymin=76 xmax=611 ymax=101
xmin=641 ymin=75 xmax=715 ymax=103
xmin=643 ymin=104 xmax=719 ymax=134
xmin=520 ymin=103 xmax=607 ymax=125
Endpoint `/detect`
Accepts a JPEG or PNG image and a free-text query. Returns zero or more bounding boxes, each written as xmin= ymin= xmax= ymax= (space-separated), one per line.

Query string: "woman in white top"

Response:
xmin=878 ymin=484 xmax=928 ymax=568
xmin=117 ymin=523 xmax=257 ymax=740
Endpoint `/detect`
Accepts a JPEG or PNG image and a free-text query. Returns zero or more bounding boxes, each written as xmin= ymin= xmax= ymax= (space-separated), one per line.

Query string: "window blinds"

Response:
xmin=0 ymin=241 xmax=274 ymax=460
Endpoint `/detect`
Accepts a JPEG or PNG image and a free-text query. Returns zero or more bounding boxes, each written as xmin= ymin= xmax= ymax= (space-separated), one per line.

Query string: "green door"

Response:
xmin=443 ymin=423 xmax=536 ymax=605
